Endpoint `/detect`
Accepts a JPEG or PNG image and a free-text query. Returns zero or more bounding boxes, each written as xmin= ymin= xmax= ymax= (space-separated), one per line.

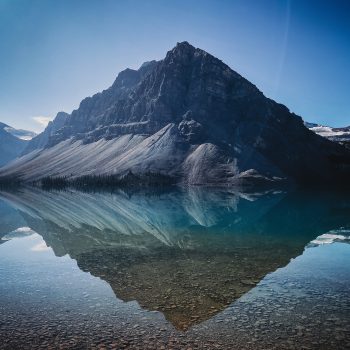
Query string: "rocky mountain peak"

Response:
xmin=53 ymin=111 xmax=69 ymax=124
xmin=2 ymin=42 xmax=350 ymax=186
xmin=166 ymin=41 xmax=196 ymax=58
xmin=111 ymin=68 xmax=139 ymax=88
xmin=164 ymin=41 xmax=218 ymax=69
xmin=21 ymin=111 xmax=69 ymax=154
xmin=176 ymin=40 xmax=193 ymax=49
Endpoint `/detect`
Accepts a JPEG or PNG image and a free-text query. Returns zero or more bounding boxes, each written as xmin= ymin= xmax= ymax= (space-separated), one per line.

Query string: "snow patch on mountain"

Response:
xmin=309 ymin=126 xmax=350 ymax=142
xmin=3 ymin=126 xmax=36 ymax=140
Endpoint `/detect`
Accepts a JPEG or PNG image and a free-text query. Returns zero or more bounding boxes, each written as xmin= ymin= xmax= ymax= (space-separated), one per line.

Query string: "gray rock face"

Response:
xmin=22 ymin=112 xmax=69 ymax=154
xmin=2 ymin=42 xmax=350 ymax=185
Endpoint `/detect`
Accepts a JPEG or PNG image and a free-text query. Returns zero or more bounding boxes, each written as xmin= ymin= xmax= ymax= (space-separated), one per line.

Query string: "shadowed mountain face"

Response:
xmin=1 ymin=42 xmax=350 ymax=185
xmin=1 ymin=187 xmax=350 ymax=330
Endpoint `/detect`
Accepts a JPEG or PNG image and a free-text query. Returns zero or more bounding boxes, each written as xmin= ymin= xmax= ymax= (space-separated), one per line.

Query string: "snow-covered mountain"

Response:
xmin=2 ymin=42 xmax=350 ymax=185
xmin=0 ymin=122 xmax=36 ymax=167
xmin=304 ymin=121 xmax=350 ymax=149
xmin=307 ymin=123 xmax=350 ymax=142
xmin=3 ymin=125 xmax=36 ymax=141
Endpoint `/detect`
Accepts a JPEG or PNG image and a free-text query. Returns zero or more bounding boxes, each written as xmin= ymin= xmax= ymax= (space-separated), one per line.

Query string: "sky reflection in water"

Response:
xmin=0 ymin=187 xmax=349 ymax=349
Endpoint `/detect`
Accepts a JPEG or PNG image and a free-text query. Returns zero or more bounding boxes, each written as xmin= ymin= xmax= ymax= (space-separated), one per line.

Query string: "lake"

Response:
xmin=0 ymin=187 xmax=349 ymax=349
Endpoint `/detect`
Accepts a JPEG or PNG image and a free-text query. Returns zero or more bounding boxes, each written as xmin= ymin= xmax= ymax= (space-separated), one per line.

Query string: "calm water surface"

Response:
xmin=0 ymin=187 xmax=349 ymax=349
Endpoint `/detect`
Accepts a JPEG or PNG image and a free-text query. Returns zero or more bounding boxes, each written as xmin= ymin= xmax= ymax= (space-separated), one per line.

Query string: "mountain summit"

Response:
xmin=2 ymin=42 xmax=350 ymax=185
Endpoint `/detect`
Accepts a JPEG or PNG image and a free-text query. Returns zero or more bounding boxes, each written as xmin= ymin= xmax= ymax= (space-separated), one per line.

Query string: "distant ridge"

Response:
xmin=305 ymin=121 xmax=350 ymax=149
xmin=0 ymin=122 xmax=36 ymax=167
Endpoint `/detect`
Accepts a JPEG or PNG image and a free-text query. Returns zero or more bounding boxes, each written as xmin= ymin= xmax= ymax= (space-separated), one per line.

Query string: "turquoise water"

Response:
xmin=0 ymin=187 xmax=349 ymax=349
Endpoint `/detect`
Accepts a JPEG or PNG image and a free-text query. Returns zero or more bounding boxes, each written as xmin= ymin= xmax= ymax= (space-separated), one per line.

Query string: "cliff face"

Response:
xmin=2 ymin=42 xmax=350 ymax=185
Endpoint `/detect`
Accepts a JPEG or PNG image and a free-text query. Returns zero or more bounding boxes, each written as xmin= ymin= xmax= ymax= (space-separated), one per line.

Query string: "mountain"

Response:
xmin=0 ymin=122 xmax=36 ymax=167
xmin=304 ymin=121 xmax=350 ymax=150
xmin=1 ymin=42 xmax=350 ymax=186
xmin=313 ymin=125 xmax=350 ymax=145
xmin=22 ymin=112 xmax=69 ymax=154
xmin=2 ymin=125 xmax=36 ymax=141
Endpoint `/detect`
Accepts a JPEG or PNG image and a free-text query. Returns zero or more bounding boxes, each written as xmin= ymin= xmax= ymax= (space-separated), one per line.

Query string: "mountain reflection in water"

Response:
xmin=1 ymin=187 xmax=350 ymax=331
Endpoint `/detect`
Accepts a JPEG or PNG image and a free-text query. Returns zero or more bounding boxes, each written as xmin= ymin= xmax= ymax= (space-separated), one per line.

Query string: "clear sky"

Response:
xmin=0 ymin=0 xmax=349 ymax=132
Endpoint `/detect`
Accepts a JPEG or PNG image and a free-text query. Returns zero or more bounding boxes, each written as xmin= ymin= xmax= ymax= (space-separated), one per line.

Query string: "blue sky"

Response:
xmin=0 ymin=0 xmax=349 ymax=132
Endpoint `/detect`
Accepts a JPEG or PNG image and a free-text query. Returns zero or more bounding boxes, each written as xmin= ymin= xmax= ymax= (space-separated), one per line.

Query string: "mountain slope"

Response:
xmin=0 ymin=122 xmax=35 ymax=167
xmin=1 ymin=42 xmax=350 ymax=185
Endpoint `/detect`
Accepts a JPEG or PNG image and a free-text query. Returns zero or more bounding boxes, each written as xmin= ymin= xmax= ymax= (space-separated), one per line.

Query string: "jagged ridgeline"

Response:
xmin=1 ymin=42 xmax=350 ymax=186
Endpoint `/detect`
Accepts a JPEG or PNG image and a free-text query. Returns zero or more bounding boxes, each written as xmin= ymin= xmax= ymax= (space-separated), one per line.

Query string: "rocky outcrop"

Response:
xmin=2 ymin=42 xmax=350 ymax=185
